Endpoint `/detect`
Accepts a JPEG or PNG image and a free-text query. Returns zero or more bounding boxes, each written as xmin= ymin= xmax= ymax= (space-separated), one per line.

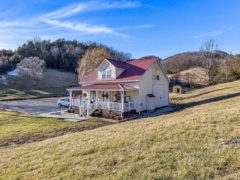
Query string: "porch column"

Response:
xmin=121 ymin=91 xmax=124 ymax=117
xmin=87 ymin=90 xmax=90 ymax=118
xmin=96 ymin=90 xmax=99 ymax=101
xmin=69 ymin=90 xmax=72 ymax=108
xmin=96 ymin=90 xmax=99 ymax=108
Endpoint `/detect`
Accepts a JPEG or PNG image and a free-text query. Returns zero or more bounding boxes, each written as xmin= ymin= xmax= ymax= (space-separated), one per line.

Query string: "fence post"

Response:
xmin=79 ymin=105 xmax=81 ymax=117
xmin=121 ymin=91 xmax=124 ymax=118
xmin=86 ymin=101 xmax=89 ymax=118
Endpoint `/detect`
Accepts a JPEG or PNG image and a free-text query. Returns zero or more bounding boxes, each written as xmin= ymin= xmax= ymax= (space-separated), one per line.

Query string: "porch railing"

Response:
xmin=71 ymin=98 xmax=134 ymax=112
xmin=96 ymin=101 xmax=122 ymax=111
xmin=71 ymin=98 xmax=88 ymax=107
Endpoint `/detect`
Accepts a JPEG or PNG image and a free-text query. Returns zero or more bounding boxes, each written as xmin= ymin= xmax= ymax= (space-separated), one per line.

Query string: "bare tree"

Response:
xmin=219 ymin=53 xmax=233 ymax=82
xmin=77 ymin=45 xmax=131 ymax=81
xmin=230 ymin=55 xmax=240 ymax=79
xmin=199 ymin=40 xmax=219 ymax=85
xmin=16 ymin=57 xmax=46 ymax=80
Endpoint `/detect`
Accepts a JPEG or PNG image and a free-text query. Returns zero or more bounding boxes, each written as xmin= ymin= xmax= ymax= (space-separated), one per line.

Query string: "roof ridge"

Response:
xmin=106 ymin=58 xmax=127 ymax=62
xmin=130 ymin=58 xmax=157 ymax=61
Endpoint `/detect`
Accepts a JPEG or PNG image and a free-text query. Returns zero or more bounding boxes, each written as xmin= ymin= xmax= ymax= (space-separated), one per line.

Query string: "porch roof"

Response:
xmin=69 ymin=83 xmax=138 ymax=92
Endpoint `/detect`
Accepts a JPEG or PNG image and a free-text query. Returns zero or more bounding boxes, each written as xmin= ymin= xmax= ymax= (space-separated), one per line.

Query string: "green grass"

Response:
xmin=0 ymin=110 xmax=108 ymax=147
xmin=1 ymin=81 xmax=240 ymax=179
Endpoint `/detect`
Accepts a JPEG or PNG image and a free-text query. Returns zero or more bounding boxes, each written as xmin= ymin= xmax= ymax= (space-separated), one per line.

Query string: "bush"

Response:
xmin=16 ymin=57 xmax=46 ymax=80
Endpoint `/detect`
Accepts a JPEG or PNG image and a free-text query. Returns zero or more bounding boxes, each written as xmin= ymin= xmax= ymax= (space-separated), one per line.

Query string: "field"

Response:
xmin=1 ymin=80 xmax=240 ymax=179
xmin=0 ymin=111 xmax=108 ymax=147
xmin=0 ymin=69 xmax=78 ymax=101
xmin=168 ymin=67 xmax=208 ymax=86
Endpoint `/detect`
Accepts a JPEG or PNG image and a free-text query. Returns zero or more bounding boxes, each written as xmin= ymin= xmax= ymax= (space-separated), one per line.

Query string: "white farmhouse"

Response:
xmin=68 ymin=58 xmax=169 ymax=120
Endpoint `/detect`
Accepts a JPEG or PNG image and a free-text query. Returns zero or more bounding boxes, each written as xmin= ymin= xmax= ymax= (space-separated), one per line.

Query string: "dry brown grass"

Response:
xmin=0 ymin=69 xmax=78 ymax=100
xmin=0 ymin=110 xmax=108 ymax=148
xmin=169 ymin=67 xmax=208 ymax=86
xmin=1 ymin=81 xmax=240 ymax=179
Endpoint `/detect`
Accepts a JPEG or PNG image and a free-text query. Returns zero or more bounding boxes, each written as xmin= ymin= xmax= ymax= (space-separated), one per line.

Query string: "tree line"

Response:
xmin=0 ymin=38 xmax=131 ymax=74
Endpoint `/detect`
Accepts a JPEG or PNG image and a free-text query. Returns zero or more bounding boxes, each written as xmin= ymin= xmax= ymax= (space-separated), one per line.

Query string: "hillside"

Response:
xmin=162 ymin=51 xmax=232 ymax=74
xmin=1 ymin=81 xmax=240 ymax=179
xmin=0 ymin=69 xmax=78 ymax=100
xmin=168 ymin=67 xmax=209 ymax=86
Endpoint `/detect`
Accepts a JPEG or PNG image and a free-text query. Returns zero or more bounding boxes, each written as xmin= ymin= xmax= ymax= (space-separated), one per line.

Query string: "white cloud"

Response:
xmin=192 ymin=30 xmax=224 ymax=39
xmin=115 ymin=24 xmax=155 ymax=31
xmin=45 ymin=19 xmax=113 ymax=34
xmin=40 ymin=0 xmax=142 ymax=37
xmin=44 ymin=19 xmax=130 ymax=38
xmin=41 ymin=3 xmax=89 ymax=20
xmin=0 ymin=21 xmax=19 ymax=27
xmin=41 ymin=1 xmax=141 ymax=20
xmin=192 ymin=26 xmax=234 ymax=39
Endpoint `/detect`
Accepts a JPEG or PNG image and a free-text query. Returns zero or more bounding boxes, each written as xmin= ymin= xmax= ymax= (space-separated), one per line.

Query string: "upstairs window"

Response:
xmin=106 ymin=70 xmax=112 ymax=78
xmin=153 ymin=74 xmax=160 ymax=80
xmin=102 ymin=70 xmax=112 ymax=79
xmin=102 ymin=71 xmax=106 ymax=79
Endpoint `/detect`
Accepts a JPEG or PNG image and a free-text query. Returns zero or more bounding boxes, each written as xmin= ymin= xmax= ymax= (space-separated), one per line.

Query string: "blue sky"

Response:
xmin=0 ymin=0 xmax=239 ymax=58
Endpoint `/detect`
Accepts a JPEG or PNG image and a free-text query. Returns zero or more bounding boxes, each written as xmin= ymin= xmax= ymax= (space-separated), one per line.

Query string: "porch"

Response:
xmin=71 ymin=98 xmax=134 ymax=112
xmin=68 ymin=84 xmax=139 ymax=119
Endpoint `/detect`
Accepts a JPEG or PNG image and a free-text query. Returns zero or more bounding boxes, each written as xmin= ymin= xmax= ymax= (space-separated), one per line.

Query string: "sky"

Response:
xmin=0 ymin=0 xmax=239 ymax=58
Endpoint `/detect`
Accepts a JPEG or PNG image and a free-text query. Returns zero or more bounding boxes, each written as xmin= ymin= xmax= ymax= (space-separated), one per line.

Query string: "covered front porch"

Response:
xmin=68 ymin=84 xmax=139 ymax=119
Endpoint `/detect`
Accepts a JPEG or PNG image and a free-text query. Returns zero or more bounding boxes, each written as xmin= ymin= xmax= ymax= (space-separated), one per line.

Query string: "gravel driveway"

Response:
xmin=0 ymin=97 xmax=67 ymax=115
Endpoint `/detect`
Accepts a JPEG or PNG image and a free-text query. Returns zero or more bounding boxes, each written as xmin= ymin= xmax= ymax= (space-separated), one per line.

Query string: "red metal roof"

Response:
xmin=107 ymin=59 xmax=127 ymax=69
xmin=81 ymin=58 xmax=157 ymax=83
xmin=69 ymin=84 xmax=138 ymax=91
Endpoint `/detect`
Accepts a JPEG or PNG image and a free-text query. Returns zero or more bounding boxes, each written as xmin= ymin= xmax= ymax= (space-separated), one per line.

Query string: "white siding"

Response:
xmin=138 ymin=62 xmax=169 ymax=111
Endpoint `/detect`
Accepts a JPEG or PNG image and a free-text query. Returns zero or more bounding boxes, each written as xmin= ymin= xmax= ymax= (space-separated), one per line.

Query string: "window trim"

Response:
xmin=102 ymin=70 xmax=112 ymax=79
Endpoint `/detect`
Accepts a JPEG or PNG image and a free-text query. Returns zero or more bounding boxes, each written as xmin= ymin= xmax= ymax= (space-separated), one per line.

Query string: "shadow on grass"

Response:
xmin=174 ymin=87 xmax=234 ymax=101
xmin=174 ymin=92 xmax=240 ymax=111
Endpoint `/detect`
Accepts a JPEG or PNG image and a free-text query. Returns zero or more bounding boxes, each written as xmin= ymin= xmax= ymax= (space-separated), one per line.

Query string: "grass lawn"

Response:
xmin=1 ymin=81 xmax=240 ymax=179
xmin=0 ymin=110 xmax=108 ymax=147
xmin=0 ymin=87 xmax=68 ymax=101
xmin=0 ymin=69 xmax=78 ymax=101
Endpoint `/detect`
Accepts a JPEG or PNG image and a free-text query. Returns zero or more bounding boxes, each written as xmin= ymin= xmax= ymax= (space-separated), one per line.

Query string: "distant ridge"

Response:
xmin=161 ymin=51 xmax=233 ymax=74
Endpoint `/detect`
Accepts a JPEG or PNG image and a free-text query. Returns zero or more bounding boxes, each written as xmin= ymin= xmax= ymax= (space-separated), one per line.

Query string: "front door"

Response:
xmin=90 ymin=91 xmax=96 ymax=103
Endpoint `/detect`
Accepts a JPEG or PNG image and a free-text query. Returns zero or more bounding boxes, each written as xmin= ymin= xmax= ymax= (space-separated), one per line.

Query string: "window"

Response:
xmin=153 ymin=74 xmax=160 ymax=80
xmin=106 ymin=70 xmax=111 ymax=78
xmin=102 ymin=71 xmax=106 ymax=79
xmin=102 ymin=70 xmax=112 ymax=79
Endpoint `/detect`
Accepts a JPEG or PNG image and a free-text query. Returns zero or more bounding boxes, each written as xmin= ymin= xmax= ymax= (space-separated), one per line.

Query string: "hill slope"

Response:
xmin=1 ymin=81 xmax=240 ymax=179
xmin=0 ymin=69 xmax=78 ymax=100
xmin=162 ymin=51 xmax=232 ymax=74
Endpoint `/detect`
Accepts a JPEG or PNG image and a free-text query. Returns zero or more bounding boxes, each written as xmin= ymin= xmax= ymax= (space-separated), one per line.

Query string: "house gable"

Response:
xmin=97 ymin=59 xmax=125 ymax=80
xmin=139 ymin=60 xmax=169 ymax=84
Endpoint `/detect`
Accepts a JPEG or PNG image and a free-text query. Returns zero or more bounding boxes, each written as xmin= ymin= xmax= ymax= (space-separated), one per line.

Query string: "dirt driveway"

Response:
xmin=0 ymin=97 xmax=66 ymax=115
